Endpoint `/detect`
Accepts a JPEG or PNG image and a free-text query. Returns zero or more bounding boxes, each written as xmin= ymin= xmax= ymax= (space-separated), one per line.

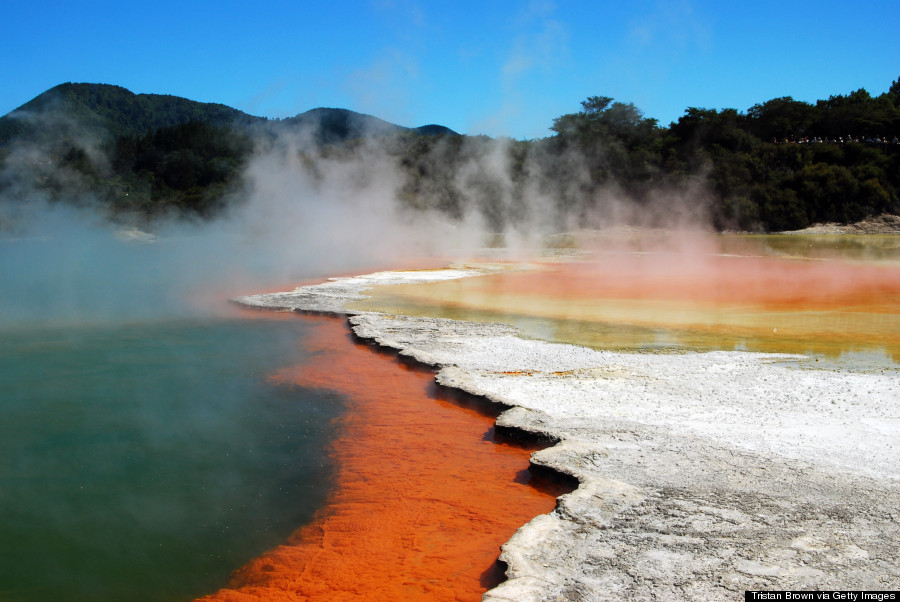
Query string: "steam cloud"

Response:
xmin=0 ymin=110 xmax=715 ymax=330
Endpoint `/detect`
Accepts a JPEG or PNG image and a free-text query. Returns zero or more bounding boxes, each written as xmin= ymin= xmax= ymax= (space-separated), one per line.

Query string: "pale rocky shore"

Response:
xmin=777 ymin=213 xmax=900 ymax=235
xmin=233 ymin=267 xmax=900 ymax=601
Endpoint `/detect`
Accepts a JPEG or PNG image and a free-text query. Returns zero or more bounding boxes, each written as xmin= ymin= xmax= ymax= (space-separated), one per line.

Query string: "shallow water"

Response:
xmin=0 ymin=317 xmax=343 ymax=601
xmin=351 ymin=234 xmax=900 ymax=369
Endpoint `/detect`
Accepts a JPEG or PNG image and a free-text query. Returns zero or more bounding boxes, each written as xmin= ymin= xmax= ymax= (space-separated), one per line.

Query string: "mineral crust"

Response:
xmin=234 ymin=267 xmax=900 ymax=601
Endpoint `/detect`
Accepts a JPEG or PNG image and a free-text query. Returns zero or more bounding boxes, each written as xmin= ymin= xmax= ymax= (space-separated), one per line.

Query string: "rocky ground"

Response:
xmin=779 ymin=213 xmax=900 ymax=235
xmin=234 ymin=267 xmax=900 ymax=601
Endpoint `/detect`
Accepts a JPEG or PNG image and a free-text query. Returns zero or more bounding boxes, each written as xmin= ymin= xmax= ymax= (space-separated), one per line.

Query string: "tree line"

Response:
xmin=2 ymin=78 xmax=898 ymax=232
xmin=661 ymin=80 xmax=900 ymax=230
xmin=394 ymin=77 xmax=899 ymax=232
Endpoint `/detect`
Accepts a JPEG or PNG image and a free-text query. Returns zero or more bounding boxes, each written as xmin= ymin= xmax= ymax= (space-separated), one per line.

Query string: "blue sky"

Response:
xmin=2 ymin=0 xmax=898 ymax=139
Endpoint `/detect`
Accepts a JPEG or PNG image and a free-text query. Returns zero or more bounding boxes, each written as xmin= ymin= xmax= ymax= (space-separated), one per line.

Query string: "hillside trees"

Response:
xmin=2 ymin=78 xmax=899 ymax=232
xmin=660 ymin=79 xmax=900 ymax=230
xmin=389 ymin=80 xmax=899 ymax=233
xmin=548 ymin=96 xmax=663 ymax=204
xmin=22 ymin=120 xmax=254 ymax=218
xmin=104 ymin=121 xmax=253 ymax=216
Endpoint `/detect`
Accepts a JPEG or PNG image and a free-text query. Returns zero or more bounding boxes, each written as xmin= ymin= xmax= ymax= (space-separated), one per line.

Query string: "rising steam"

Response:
xmin=0 ymin=106 xmax=719 ymax=330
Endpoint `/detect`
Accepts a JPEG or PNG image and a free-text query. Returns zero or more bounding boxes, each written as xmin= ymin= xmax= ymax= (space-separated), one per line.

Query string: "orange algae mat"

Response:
xmin=354 ymin=251 xmax=900 ymax=360
xmin=394 ymin=252 xmax=900 ymax=313
xmin=199 ymin=315 xmax=561 ymax=602
xmin=493 ymin=253 xmax=900 ymax=311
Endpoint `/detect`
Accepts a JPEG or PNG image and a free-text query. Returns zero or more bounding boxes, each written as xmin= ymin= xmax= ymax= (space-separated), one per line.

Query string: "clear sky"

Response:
xmin=1 ymin=0 xmax=898 ymax=140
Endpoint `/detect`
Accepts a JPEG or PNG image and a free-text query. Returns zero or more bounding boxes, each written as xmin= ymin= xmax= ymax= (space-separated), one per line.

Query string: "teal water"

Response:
xmin=0 ymin=316 xmax=343 ymax=601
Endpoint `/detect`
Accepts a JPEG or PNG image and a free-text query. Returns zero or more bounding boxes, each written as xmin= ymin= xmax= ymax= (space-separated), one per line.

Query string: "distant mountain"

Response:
xmin=0 ymin=83 xmax=458 ymax=149
xmin=0 ymin=83 xmax=459 ymax=221
xmin=284 ymin=108 xmax=457 ymax=145
xmin=414 ymin=124 xmax=458 ymax=136
xmin=0 ymin=83 xmax=261 ymax=147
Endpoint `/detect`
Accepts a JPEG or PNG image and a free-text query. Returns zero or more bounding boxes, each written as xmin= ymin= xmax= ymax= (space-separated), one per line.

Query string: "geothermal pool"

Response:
xmin=8 ymin=231 xmax=895 ymax=600
xmin=0 ymin=310 xmax=563 ymax=602
xmin=0 ymin=316 xmax=343 ymax=601
xmin=199 ymin=315 xmax=563 ymax=601
xmin=225 ymin=232 xmax=900 ymax=600
xmin=351 ymin=234 xmax=900 ymax=367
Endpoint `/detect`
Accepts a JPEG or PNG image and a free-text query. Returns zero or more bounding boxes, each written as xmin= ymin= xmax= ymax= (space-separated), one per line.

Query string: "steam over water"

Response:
xmin=0 ymin=317 xmax=344 ymax=601
xmin=0 ymin=206 xmax=359 ymax=601
xmin=0 ymin=130 xmax=508 ymax=599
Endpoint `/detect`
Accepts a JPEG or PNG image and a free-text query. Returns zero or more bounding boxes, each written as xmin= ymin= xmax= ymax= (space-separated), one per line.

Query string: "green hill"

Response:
xmin=283 ymin=108 xmax=457 ymax=145
xmin=2 ymin=79 xmax=897 ymax=232
xmin=0 ymin=83 xmax=262 ymax=147
xmin=0 ymin=83 xmax=459 ymax=221
xmin=0 ymin=83 xmax=459 ymax=148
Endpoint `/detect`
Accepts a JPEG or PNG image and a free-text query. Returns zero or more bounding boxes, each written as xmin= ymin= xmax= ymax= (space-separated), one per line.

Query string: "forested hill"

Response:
xmin=543 ymin=80 xmax=900 ymax=231
xmin=0 ymin=82 xmax=455 ymax=146
xmin=284 ymin=108 xmax=457 ymax=145
xmin=0 ymin=83 xmax=459 ymax=218
xmin=1 ymin=79 xmax=898 ymax=232
xmin=0 ymin=83 xmax=260 ymax=145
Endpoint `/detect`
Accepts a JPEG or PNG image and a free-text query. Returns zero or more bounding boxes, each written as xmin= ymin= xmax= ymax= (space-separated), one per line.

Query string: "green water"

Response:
xmin=0 ymin=317 xmax=343 ymax=601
